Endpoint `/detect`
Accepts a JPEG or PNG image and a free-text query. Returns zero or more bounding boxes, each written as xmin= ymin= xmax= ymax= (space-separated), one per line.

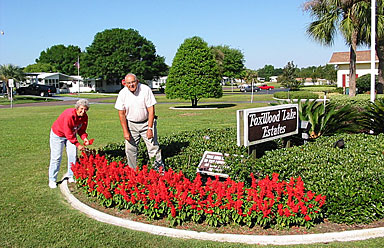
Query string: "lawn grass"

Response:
xmin=56 ymin=93 xmax=117 ymax=99
xmin=1 ymin=102 xmax=383 ymax=247
xmin=102 ymin=93 xmax=275 ymax=104
xmin=0 ymin=95 xmax=61 ymax=105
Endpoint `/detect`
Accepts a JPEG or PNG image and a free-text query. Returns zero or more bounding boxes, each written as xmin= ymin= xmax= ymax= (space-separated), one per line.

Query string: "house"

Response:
xmin=295 ymin=78 xmax=332 ymax=86
xmin=147 ymin=76 xmax=167 ymax=89
xmin=23 ymin=72 xmax=120 ymax=93
xmin=328 ymin=50 xmax=379 ymax=88
xmin=269 ymin=76 xmax=278 ymax=83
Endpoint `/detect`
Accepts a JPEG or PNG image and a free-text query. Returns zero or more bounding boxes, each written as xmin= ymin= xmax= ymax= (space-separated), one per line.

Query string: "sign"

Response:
xmin=237 ymin=104 xmax=299 ymax=146
xmin=197 ymin=151 xmax=229 ymax=178
xmin=8 ymin=79 xmax=14 ymax=88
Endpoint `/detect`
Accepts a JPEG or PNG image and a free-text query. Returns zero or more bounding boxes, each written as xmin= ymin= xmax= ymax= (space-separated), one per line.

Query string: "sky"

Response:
xmin=0 ymin=0 xmax=361 ymax=70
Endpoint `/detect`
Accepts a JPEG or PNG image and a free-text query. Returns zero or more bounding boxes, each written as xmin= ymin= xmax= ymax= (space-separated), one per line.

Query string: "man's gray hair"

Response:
xmin=75 ymin=99 xmax=90 ymax=109
xmin=125 ymin=73 xmax=137 ymax=80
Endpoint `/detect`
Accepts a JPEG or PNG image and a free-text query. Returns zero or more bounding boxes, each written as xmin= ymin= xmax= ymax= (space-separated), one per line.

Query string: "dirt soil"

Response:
xmin=68 ymin=184 xmax=384 ymax=236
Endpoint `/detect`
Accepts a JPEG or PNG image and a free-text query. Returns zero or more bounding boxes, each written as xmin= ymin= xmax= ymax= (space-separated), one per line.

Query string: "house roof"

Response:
xmin=329 ymin=50 xmax=378 ymax=64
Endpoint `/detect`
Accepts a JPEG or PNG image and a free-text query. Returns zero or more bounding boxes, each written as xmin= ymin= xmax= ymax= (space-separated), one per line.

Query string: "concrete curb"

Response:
xmin=60 ymin=181 xmax=384 ymax=245
xmin=169 ymin=107 xmax=218 ymax=110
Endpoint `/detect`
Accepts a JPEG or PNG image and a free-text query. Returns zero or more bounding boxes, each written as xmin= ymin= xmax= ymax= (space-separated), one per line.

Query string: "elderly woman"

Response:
xmin=48 ymin=99 xmax=91 ymax=188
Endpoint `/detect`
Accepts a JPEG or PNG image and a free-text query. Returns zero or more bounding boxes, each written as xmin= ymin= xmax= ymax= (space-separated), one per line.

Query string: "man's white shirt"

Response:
xmin=114 ymin=83 xmax=157 ymax=122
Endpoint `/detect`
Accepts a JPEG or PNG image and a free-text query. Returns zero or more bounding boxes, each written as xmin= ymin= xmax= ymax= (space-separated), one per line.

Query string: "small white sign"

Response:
xmin=8 ymin=79 xmax=14 ymax=88
xmin=197 ymin=151 xmax=229 ymax=178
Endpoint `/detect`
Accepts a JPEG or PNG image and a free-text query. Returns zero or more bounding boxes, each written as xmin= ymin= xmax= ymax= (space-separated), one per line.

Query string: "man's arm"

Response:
xmin=118 ymin=110 xmax=131 ymax=141
xmin=146 ymin=105 xmax=155 ymax=139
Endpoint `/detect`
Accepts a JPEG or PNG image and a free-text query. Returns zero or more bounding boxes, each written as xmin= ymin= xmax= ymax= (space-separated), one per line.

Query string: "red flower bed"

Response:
xmin=72 ymin=153 xmax=326 ymax=228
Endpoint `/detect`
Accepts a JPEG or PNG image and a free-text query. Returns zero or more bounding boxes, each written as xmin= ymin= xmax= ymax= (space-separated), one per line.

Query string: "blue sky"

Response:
xmin=0 ymin=0 xmax=357 ymax=70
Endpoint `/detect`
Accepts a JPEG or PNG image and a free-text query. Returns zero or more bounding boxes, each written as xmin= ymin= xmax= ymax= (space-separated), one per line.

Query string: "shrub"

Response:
xmin=297 ymin=100 xmax=359 ymax=138
xmin=250 ymin=133 xmax=384 ymax=224
xmin=274 ymin=91 xmax=319 ymax=100
xmin=330 ymin=94 xmax=384 ymax=110
xmin=97 ymin=129 xmax=384 ymax=225
xmin=356 ymin=74 xmax=378 ymax=93
xmin=359 ymin=98 xmax=384 ymax=134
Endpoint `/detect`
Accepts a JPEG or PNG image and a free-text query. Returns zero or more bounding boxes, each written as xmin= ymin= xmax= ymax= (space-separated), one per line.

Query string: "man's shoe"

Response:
xmin=63 ymin=173 xmax=75 ymax=183
xmin=49 ymin=181 xmax=57 ymax=189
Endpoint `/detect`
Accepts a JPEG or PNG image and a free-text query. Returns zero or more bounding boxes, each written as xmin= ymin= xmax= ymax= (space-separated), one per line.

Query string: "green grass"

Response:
xmin=0 ymin=95 xmax=61 ymax=105
xmin=1 ymin=102 xmax=384 ymax=247
xmin=102 ymin=93 xmax=275 ymax=104
xmin=56 ymin=93 xmax=117 ymax=99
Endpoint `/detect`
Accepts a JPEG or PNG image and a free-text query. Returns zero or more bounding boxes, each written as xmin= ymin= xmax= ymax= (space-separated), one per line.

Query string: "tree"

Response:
xmin=257 ymin=65 xmax=275 ymax=81
xmin=165 ymin=36 xmax=222 ymax=107
xmin=36 ymin=44 xmax=82 ymax=75
xmin=279 ymin=61 xmax=301 ymax=90
xmin=361 ymin=0 xmax=384 ymax=93
xmin=304 ymin=0 xmax=371 ymax=97
xmin=376 ymin=0 xmax=384 ymax=93
xmin=23 ymin=63 xmax=57 ymax=73
xmin=211 ymin=45 xmax=245 ymax=83
xmin=243 ymin=69 xmax=258 ymax=85
xmin=82 ymin=28 xmax=168 ymax=83
xmin=0 ymin=64 xmax=25 ymax=99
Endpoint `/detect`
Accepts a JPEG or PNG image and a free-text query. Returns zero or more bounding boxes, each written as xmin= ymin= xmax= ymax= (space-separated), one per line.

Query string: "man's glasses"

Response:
xmin=125 ymin=80 xmax=137 ymax=85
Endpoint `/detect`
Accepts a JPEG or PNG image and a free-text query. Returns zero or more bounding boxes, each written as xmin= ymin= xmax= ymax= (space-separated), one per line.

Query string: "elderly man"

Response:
xmin=115 ymin=73 xmax=164 ymax=170
xmin=48 ymin=99 xmax=91 ymax=188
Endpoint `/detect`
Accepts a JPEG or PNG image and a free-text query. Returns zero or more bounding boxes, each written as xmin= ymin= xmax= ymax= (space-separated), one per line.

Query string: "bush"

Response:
xmin=330 ymin=94 xmax=384 ymax=110
xmin=250 ymin=133 xmax=384 ymax=224
xmin=356 ymin=74 xmax=378 ymax=93
xmin=97 ymin=129 xmax=384 ymax=225
xmin=97 ymin=128 xmax=278 ymax=181
xmin=274 ymin=91 xmax=319 ymax=100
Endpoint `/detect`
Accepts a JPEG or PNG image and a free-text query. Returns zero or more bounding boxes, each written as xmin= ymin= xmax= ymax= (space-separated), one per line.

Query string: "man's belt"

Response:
xmin=129 ymin=119 xmax=148 ymax=124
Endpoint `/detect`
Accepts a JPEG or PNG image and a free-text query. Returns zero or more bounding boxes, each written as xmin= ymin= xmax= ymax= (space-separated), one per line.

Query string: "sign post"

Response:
xmin=8 ymin=79 xmax=14 ymax=109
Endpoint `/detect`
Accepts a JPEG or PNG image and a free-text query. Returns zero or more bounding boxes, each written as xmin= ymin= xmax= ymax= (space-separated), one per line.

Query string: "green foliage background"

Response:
xmin=36 ymin=44 xmax=81 ymax=75
xmin=82 ymin=28 xmax=168 ymax=82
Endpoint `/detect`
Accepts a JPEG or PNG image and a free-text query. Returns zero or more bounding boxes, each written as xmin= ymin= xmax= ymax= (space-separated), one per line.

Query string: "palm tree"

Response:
xmin=374 ymin=0 xmax=384 ymax=93
xmin=304 ymin=0 xmax=370 ymax=97
xmin=0 ymin=64 xmax=25 ymax=100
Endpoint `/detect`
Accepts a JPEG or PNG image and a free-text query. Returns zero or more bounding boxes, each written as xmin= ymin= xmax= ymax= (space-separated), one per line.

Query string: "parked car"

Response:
xmin=16 ymin=83 xmax=57 ymax=97
xmin=240 ymin=85 xmax=260 ymax=92
xmin=259 ymin=84 xmax=275 ymax=90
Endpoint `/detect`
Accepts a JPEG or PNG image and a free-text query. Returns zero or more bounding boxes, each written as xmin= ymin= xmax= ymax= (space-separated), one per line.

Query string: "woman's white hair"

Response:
xmin=75 ymin=99 xmax=90 ymax=109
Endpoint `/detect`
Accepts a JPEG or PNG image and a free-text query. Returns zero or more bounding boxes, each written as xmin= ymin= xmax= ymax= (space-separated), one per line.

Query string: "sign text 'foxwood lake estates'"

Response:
xmin=237 ymin=104 xmax=299 ymax=146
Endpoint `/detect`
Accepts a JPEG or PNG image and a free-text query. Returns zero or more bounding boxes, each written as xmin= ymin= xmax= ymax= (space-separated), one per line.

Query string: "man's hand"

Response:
xmin=146 ymin=129 xmax=153 ymax=139
xmin=124 ymin=132 xmax=132 ymax=141
xmin=83 ymin=138 xmax=90 ymax=146
xmin=77 ymin=144 xmax=85 ymax=151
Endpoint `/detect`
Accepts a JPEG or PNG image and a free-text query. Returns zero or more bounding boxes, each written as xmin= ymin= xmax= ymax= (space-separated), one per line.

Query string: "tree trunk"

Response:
xmin=191 ymin=98 xmax=198 ymax=107
xmin=376 ymin=39 xmax=384 ymax=94
xmin=5 ymin=80 xmax=11 ymax=100
xmin=348 ymin=32 xmax=358 ymax=97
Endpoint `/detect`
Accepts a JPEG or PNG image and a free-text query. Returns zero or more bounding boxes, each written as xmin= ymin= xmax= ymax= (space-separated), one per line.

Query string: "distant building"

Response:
xmin=23 ymin=72 xmax=121 ymax=93
xmin=269 ymin=76 xmax=278 ymax=83
xmin=328 ymin=50 xmax=378 ymax=88
xmin=147 ymin=76 xmax=167 ymax=89
xmin=295 ymin=78 xmax=332 ymax=86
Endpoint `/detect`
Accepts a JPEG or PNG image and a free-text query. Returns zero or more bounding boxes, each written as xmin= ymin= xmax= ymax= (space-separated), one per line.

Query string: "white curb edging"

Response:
xmin=60 ymin=181 xmax=384 ymax=245
xmin=169 ymin=107 xmax=218 ymax=110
